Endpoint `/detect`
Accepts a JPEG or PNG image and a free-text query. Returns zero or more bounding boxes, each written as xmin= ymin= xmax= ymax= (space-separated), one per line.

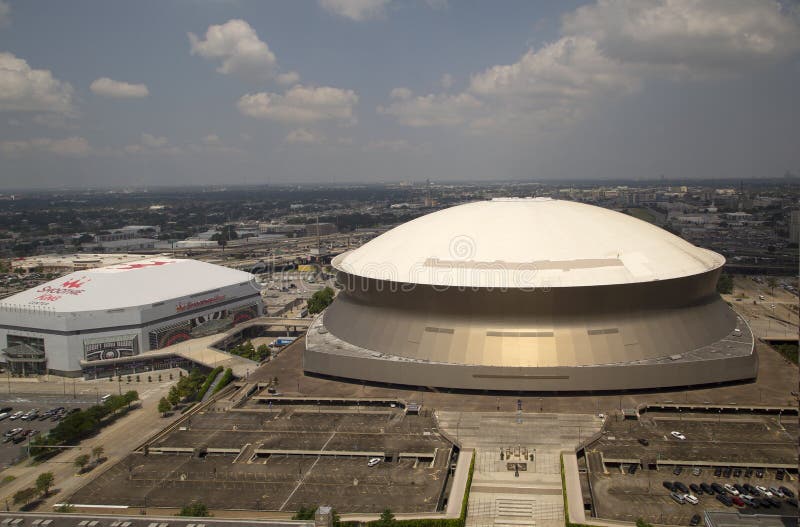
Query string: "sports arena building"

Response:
xmin=305 ymin=198 xmax=757 ymax=391
xmin=0 ymin=258 xmax=262 ymax=376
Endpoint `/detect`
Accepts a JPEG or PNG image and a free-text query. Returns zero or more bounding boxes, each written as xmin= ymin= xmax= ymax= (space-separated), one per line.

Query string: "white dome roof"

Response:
xmin=334 ymin=198 xmax=724 ymax=288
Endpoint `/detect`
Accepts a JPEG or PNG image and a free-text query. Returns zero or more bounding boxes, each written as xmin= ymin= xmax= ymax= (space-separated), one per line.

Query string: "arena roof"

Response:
xmin=333 ymin=198 xmax=724 ymax=288
xmin=0 ymin=258 xmax=257 ymax=312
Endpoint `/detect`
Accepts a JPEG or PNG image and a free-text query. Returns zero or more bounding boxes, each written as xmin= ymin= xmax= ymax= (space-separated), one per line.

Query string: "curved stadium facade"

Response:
xmin=305 ymin=198 xmax=757 ymax=391
xmin=0 ymin=258 xmax=262 ymax=375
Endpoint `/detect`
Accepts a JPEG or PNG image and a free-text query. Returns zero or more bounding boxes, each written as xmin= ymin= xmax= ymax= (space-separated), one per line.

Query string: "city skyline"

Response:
xmin=1 ymin=0 xmax=799 ymax=189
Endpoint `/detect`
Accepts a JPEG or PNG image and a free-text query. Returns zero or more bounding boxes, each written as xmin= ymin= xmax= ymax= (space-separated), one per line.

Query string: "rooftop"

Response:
xmin=0 ymin=258 xmax=256 ymax=313
xmin=333 ymin=198 xmax=724 ymax=288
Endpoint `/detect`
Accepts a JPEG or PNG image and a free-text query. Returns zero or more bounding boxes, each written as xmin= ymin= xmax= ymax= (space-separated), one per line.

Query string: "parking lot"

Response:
xmin=68 ymin=398 xmax=454 ymax=514
xmin=589 ymin=465 xmax=797 ymax=524
xmin=583 ymin=410 xmax=797 ymax=524
xmin=0 ymin=393 xmax=97 ymax=468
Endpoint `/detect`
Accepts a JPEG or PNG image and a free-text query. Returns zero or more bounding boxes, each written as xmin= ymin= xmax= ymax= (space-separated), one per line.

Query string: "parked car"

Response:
xmin=731 ymin=496 xmax=744 ymax=507
xmin=0 ymin=407 xmax=11 ymax=414
xmin=670 ymin=431 xmax=686 ymax=440
xmin=755 ymin=468 xmax=764 ymax=478
xmin=637 ymin=438 xmax=649 ymax=446
xmin=714 ymin=467 xmax=723 ymax=477
xmin=367 ymin=457 xmax=381 ymax=467
xmin=0 ymin=412 xmax=9 ymax=422
xmin=756 ymin=486 xmax=772 ymax=497
xmin=670 ymin=492 xmax=685 ymax=504
xmin=769 ymin=487 xmax=784 ymax=498
xmin=779 ymin=486 xmax=795 ymax=498
xmin=733 ymin=484 xmax=745 ymax=494
xmin=627 ymin=464 xmax=638 ymax=474
xmin=776 ymin=469 xmax=785 ymax=481
xmin=723 ymin=484 xmax=739 ymax=496
xmin=732 ymin=468 xmax=742 ymax=477
xmin=722 ymin=467 xmax=732 ymax=477
xmin=8 ymin=411 xmax=23 ymax=420
xmin=692 ymin=467 xmax=701 ymax=476
xmin=690 ymin=514 xmax=701 ymax=526
xmin=711 ymin=483 xmax=725 ymax=494
xmin=674 ymin=482 xmax=689 ymax=494
xmin=741 ymin=497 xmax=757 ymax=508
xmin=716 ymin=494 xmax=733 ymax=506
xmin=745 ymin=468 xmax=753 ymax=477
xmin=700 ymin=483 xmax=713 ymax=495
xmin=689 ymin=483 xmax=701 ymax=495
xmin=663 ymin=481 xmax=675 ymax=491
xmin=673 ymin=466 xmax=683 ymax=475
xmin=683 ymin=494 xmax=699 ymax=505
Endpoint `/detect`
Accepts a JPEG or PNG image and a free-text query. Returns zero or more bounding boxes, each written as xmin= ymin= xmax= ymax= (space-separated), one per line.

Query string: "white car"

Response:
xmin=367 ymin=457 xmax=382 ymax=467
xmin=769 ymin=486 xmax=784 ymax=498
xmin=670 ymin=431 xmax=686 ymax=440
xmin=756 ymin=486 xmax=773 ymax=497
xmin=8 ymin=411 xmax=23 ymax=420
xmin=723 ymin=484 xmax=739 ymax=496
xmin=683 ymin=494 xmax=699 ymax=505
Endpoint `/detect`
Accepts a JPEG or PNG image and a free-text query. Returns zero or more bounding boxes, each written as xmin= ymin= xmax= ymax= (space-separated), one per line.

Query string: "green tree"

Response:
xmin=178 ymin=501 xmax=211 ymax=517
xmin=35 ymin=472 xmax=54 ymax=497
xmin=256 ymin=343 xmax=270 ymax=360
xmin=158 ymin=397 xmax=171 ymax=416
xmin=292 ymin=506 xmax=315 ymax=520
xmin=167 ymin=385 xmax=181 ymax=406
xmin=767 ymin=277 xmax=777 ymax=299
xmin=92 ymin=445 xmax=104 ymax=460
xmin=74 ymin=454 xmax=90 ymax=472
xmin=307 ymin=287 xmax=335 ymax=314
xmin=716 ymin=272 xmax=733 ymax=294
xmin=636 ymin=519 xmax=653 ymax=527
xmin=376 ymin=508 xmax=395 ymax=526
xmin=12 ymin=487 xmax=37 ymax=507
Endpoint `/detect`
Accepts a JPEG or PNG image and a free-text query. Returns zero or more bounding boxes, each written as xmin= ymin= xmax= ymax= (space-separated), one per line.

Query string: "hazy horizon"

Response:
xmin=1 ymin=0 xmax=799 ymax=189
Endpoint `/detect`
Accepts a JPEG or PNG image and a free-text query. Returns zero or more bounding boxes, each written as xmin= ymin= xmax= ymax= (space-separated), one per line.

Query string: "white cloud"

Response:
xmin=0 ymin=0 xmax=10 ymax=27
xmin=469 ymin=37 xmax=639 ymax=99
xmin=379 ymin=0 xmax=800 ymax=134
xmin=562 ymin=0 xmax=800 ymax=77
xmin=277 ymin=71 xmax=301 ymax=86
xmin=440 ymin=73 xmax=454 ymax=89
xmin=286 ymin=128 xmax=322 ymax=144
xmin=378 ymin=92 xmax=481 ymax=127
xmin=0 ymin=52 xmax=75 ymax=114
xmin=141 ymin=133 xmax=168 ymax=148
xmin=0 ymin=136 xmax=90 ymax=157
xmin=389 ymin=87 xmax=412 ymax=100
xmin=319 ymin=0 xmax=390 ymax=21
xmin=202 ymin=134 xmax=220 ymax=145
xmin=237 ymin=85 xmax=358 ymax=124
xmin=90 ymin=77 xmax=149 ymax=98
xmin=189 ymin=19 xmax=277 ymax=80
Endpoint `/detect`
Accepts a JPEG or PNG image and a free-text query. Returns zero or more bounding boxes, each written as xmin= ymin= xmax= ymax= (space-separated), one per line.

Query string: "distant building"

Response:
xmin=305 ymin=222 xmax=337 ymax=237
xmin=10 ymin=253 xmax=149 ymax=274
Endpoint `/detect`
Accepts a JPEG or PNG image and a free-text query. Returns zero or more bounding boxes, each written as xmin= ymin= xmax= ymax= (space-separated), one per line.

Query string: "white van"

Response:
xmin=100 ymin=394 xmax=112 ymax=404
xmin=683 ymin=494 xmax=699 ymax=505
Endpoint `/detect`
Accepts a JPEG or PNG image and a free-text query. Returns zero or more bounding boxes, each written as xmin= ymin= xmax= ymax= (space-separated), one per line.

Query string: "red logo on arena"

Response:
xmin=62 ymin=277 xmax=90 ymax=288
xmin=113 ymin=260 xmax=175 ymax=270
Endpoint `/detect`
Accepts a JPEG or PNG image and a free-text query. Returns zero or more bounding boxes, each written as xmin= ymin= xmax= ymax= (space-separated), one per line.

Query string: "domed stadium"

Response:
xmin=305 ymin=198 xmax=756 ymax=391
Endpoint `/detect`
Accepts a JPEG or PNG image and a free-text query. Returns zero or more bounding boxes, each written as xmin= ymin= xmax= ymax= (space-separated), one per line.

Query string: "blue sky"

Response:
xmin=0 ymin=0 xmax=798 ymax=188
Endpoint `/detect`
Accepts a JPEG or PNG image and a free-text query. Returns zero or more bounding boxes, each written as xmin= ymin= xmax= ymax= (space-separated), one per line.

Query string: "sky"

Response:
xmin=0 ymin=0 xmax=799 ymax=189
